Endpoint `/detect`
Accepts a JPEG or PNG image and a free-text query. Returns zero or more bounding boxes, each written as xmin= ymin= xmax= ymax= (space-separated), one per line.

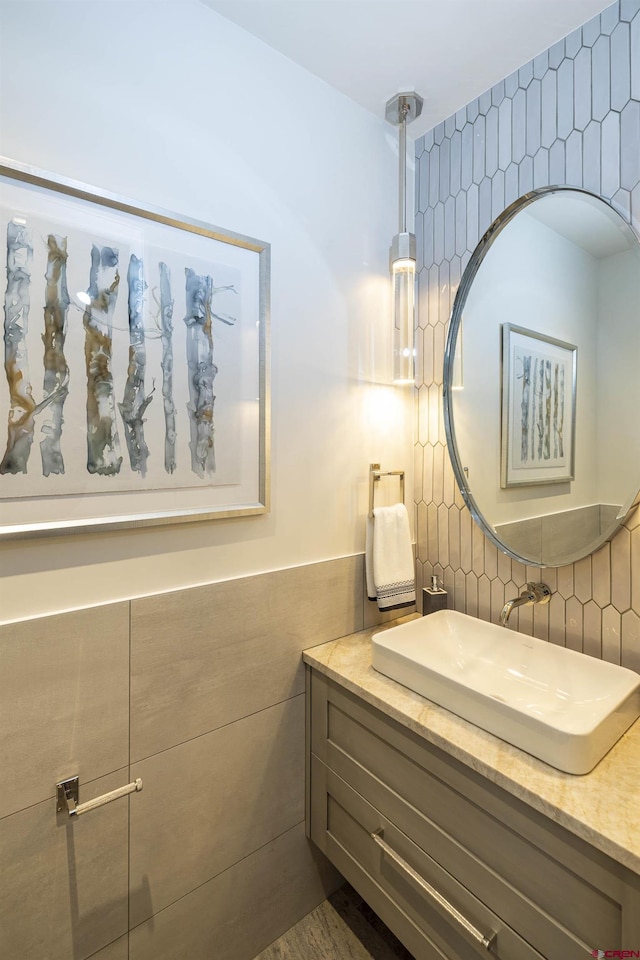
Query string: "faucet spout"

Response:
xmin=499 ymin=582 xmax=551 ymax=627
xmin=499 ymin=596 xmax=526 ymax=626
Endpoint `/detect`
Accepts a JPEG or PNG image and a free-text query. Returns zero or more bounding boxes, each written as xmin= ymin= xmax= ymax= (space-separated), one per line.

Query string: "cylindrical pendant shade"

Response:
xmin=392 ymin=257 xmax=416 ymax=383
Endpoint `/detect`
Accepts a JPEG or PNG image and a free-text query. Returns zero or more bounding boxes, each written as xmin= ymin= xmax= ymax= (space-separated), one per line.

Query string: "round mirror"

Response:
xmin=443 ymin=186 xmax=640 ymax=568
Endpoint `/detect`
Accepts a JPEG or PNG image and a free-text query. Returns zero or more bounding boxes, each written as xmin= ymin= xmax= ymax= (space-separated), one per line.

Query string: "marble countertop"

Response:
xmin=303 ymin=617 xmax=640 ymax=876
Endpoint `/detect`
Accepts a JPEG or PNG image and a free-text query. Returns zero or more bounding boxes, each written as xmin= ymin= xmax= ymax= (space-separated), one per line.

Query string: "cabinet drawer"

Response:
xmin=310 ymin=671 xmax=640 ymax=958
xmin=311 ymin=756 xmax=544 ymax=960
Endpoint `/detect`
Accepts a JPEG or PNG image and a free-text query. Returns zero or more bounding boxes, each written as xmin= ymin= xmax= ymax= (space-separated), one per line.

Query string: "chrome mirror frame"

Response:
xmin=442 ymin=185 xmax=640 ymax=568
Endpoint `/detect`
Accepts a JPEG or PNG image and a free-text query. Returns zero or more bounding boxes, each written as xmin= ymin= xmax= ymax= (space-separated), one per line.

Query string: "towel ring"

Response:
xmin=369 ymin=462 xmax=405 ymax=518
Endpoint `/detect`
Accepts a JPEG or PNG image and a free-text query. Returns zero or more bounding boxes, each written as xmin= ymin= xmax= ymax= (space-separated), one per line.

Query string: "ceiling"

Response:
xmin=202 ymin=0 xmax=614 ymax=138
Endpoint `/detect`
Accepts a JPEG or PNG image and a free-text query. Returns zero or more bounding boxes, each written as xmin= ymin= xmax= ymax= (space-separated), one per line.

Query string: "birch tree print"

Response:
xmin=512 ymin=335 xmax=573 ymax=473
xmin=118 ymin=254 xmax=153 ymax=476
xmin=40 ymin=234 xmax=70 ymax=476
xmin=553 ymin=364 xmax=559 ymax=460
xmin=0 ymin=220 xmax=51 ymax=474
xmin=0 ymin=187 xmax=247 ymax=519
xmin=536 ymin=357 xmax=544 ymax=460
xmin=84 ymin=245 xmax=123 ymax=476
xmin=519 ymin=355 xmax=530 ymax=462
xmin=556 ymin=365 xmax=565 ymax=458
xmin=184 ymin=267 xmax=217 ymax=477
xmin=159 ymin=261 xmax=177 ymax=474
xmin=543 ymin=359 xmax=551 ymax=460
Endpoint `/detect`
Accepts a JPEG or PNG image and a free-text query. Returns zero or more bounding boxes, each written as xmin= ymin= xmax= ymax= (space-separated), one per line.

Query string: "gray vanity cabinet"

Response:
xmin=306 ymin=668 xmax=640 ymax=960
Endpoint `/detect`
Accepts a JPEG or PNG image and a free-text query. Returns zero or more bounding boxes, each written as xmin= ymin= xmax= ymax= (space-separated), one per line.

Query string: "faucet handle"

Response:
xmin=528 ymin=582 xmax=552 ymax=604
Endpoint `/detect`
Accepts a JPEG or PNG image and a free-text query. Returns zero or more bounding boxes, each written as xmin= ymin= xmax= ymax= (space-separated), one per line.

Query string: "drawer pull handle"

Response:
xmin=56 ymin=776 xmax=143 ymax=818
xmin=370 ymin=830 xmax=496 ymax=951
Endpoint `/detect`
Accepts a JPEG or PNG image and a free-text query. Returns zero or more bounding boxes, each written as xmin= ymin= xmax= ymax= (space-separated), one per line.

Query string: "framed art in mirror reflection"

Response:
xmin=501 ymin=323 xmax=577 ymax=488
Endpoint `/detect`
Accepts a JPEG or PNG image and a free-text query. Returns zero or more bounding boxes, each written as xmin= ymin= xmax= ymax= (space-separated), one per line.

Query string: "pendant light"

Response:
xmin=385 ymin=92 xmax=423 ymax=384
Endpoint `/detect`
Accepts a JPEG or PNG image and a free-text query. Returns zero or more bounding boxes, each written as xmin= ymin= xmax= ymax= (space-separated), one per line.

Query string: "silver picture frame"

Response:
xmin=0 ymin=157 xmax=270 ymax=538
xmin=501 ymin=323 xmax=576 ymax=488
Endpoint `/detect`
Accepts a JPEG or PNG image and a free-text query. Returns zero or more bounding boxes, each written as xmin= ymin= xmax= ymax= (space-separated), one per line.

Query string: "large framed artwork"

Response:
xmin=501 ymin=323 xmax=576 ymax=488
xmin=0 ymin=158 xmax=270 ymax=537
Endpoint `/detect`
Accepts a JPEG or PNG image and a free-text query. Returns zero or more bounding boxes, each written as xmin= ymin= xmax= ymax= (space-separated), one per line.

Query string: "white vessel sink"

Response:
xmin=372 ymin=610 xmax=640 ymax=774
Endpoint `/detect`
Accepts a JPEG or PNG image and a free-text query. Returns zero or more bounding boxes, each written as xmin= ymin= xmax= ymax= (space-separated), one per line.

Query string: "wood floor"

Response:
xmin=254 ymin=884 xmax=415 ymax=960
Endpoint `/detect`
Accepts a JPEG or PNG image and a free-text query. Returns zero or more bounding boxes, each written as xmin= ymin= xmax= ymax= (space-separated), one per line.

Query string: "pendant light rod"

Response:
xmin=385 ymin=92 xmax=424 ymax=237
xmin=398 ymin=103 xmax=408 ymax=233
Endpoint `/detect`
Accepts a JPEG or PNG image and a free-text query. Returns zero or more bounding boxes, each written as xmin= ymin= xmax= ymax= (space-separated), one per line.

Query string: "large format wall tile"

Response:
xmin=131 ymin=555 xmax=362 ymax=760
xmin=0 ymin=769 xmax=129 ymax=960
xmin=129 ymin=695 xmax=306 ymax=926
xmin=129 ymin=822 xmax=341 ymax=960
xmin=0 ymin=604 xmax=130 ymax=819
xmin=414 ymin=0 xmax=640 ymax=657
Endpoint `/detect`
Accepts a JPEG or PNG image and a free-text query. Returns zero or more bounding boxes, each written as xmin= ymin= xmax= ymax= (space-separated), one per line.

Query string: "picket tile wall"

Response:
xmin=414 ymin=0 xmax=640 ymax=669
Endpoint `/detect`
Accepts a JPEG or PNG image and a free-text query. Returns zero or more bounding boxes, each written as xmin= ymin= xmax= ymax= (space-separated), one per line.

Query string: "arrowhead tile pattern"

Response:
xmin=414 ymin=0 xmax=640 ymax=667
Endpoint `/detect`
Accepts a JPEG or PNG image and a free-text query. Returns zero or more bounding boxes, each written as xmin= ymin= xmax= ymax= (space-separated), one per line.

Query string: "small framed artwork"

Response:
xmin=501 ymin=323 xmax=576 ymax=488
xmin=0 ymin=158 xmax=270 ymax=537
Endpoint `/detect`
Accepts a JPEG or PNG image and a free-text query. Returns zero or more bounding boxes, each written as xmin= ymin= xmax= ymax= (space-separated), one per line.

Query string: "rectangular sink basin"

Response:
xmin=372 ymin=610 xmax=640 ymax=774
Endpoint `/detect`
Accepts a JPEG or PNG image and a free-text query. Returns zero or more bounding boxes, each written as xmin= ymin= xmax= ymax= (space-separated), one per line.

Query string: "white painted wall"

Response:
xmin=597 ymin=247 xmax=640 ymax=508
xmin=0 ymin=0 xmax=413 ymax=622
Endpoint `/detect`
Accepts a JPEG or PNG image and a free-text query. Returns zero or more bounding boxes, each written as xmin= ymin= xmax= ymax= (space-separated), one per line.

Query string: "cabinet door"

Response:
xmin=311 ymin=756 xmax=544 ymax=960
xmin=309 ymin=669 xmax=640 ymax=959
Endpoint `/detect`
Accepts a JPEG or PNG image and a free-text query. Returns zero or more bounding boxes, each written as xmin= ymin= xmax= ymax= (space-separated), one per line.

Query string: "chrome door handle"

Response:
xmin=371 ymin=829 xmax=496 ymax=950
xmin=57 ymin=776 xmax=143 ymax=818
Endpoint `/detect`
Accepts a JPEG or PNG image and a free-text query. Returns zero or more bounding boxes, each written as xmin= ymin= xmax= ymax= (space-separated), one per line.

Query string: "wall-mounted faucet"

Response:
xmin=499 ymin=582 xmax=551 ymax=627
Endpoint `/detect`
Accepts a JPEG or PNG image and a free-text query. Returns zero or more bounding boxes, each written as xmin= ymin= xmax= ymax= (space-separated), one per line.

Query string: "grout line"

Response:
xmin=127 ymin=818 xmax=306 ymax=934
xmin=85 ymin=934 xmax=128 ymax=960
xmin=130 ymin=690 xmax=307 ymax=766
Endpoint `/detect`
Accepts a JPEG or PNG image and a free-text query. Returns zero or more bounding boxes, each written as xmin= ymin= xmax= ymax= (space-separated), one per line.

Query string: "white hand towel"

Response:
xmin=370 ymin=503 xmax=416 ymax=611
xmin=365 ymin=516 xmax=376 ymax=600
